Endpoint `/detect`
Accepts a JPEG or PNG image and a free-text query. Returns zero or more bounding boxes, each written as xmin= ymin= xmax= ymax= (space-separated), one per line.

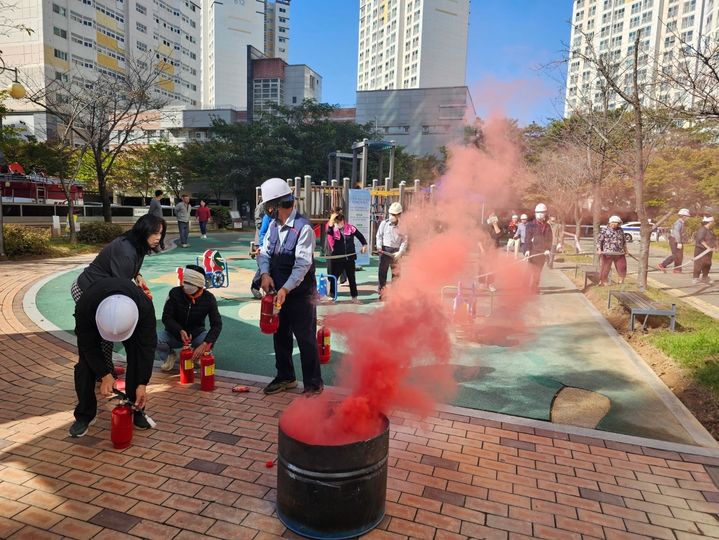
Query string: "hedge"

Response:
xmin=77 ymin=222 xmax=125 ymax=244
xmin=4 ymin=225 xmax=51 ymax=257
xmin=211 ymin=206 xmax=232 ymax=229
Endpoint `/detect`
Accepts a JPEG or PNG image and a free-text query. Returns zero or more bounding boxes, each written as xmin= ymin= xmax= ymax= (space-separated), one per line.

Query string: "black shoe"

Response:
xmin=302 ymin=385 xmax=324 ymax=396
xmin=250 ymin=287 xmax=263 ymax=299
xmin=133 ymin=412 xmax=152 ymax=430
xmin=68 ymin=418 xmax=96 ymax=438
xmin=263 ymin=377 xmax=298 ymax=395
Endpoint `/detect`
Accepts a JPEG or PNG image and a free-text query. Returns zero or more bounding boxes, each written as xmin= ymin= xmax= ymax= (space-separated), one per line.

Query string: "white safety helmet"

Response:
xmin=678 ymin=208 xmax=691 ymax=217
xmin=535 ymin=203 xmax=548 ymax=213
xmin=609 ymin=215 xmax=622 ymax=224
xmin=388 ymin=202 xmax=403 ymax=215
xmin=260 ymin=177 xmax=292 ymax=203
xmin=520 ymin=213 xmax=528 ymax=220
xmin=703 ymin=216 xmax=715 ymax=223
xmin=511 ymin=214 xmax=519 ymax=219
xmin=95 ymin=294 xmax=139 ymax=342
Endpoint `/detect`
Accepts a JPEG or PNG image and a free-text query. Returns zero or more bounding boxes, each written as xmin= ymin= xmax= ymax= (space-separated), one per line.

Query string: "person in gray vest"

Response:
xmin=658 ymin=208 xmax=691 ymax=273
xmin=149 ymin=190 xmax=166 ymax=250
xmin=257 ymin=178 xmax=323 ymax=395
xmin=376 ymin=202 xmax=407 ymax=297
xmin=175 ymin=194 xmax=192 ymax=248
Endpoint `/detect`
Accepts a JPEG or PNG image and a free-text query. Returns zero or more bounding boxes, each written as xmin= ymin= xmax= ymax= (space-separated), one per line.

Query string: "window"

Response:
xmin=668 ymin=5 xmax=678 ymax=17
xmin=54 ymin=49 xmax=67 ymax=60
xmin=136 ymin=3 xmax=146 ymax=14
xmin=53 ymin=27 xmax=67 ymax=38
xmin=136 ymin=22 xmax=147 ymax=33
xmin=136 ymin=41 xmax=147 ymax=51
xmin=53 ymin=3 xmax=66 ymax=16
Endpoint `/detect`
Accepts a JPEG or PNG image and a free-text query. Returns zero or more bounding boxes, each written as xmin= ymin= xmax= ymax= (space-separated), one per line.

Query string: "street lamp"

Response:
xmin=0 ymin=56 xmax=27 ymax=258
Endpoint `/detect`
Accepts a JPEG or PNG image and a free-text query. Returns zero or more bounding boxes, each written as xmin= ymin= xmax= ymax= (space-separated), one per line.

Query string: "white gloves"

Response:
xmin=677 ymin=243 xmax=683 ymax=250
xmin=524 ymin=251 xmax=530 ymax=258
xmin=393 ymin=252 xmax=401 ymax=260
xmin=544 ymin=250 xmax=551 ymax=257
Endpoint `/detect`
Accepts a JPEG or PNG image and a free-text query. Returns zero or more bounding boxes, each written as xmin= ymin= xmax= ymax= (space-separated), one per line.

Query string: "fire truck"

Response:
xmin=1 ymin=164 xmax=84 ymax=206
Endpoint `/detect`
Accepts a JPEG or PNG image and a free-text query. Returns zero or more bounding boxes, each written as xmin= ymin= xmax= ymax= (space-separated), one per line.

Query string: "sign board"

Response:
xmin=51 ymin=215 xmax=60 ymax=237
xmin=348 ymin=188 xmax=371 ymax=267
xmin=133 ymin=207 xmax=149 ymax=217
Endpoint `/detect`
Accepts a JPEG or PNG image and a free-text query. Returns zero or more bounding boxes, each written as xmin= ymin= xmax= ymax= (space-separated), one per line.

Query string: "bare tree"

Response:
xmin=24 ymin=57 xmax=167 ymax=221
xmin=573 ymin=29 xmax=677 ymax=289
xmin=0 ymin=1 xmax=33 ymax=38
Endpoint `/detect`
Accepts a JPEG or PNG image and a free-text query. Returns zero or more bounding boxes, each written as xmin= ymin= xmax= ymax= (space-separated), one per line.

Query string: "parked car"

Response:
xmin=601 ymin=221 xmax=662 ymax=243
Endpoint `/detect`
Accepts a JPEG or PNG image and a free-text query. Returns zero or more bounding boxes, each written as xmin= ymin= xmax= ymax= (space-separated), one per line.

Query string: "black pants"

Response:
xmin=378 ymin=252 xmax=399 ymax=290
xmin=693 ymin=253 xmax=712 ymax=279
xmin=273 ymin=295 xmax=323 ymax=389
xmin=328 ymin=256 xmax=358 ymax=298
xmin=528 ymin=254 xmax=546 ymax=290
xmin=661 ymin=237 xmax=683 ymax=269
xmin=74 ymin=346 xmax=140 ymax=423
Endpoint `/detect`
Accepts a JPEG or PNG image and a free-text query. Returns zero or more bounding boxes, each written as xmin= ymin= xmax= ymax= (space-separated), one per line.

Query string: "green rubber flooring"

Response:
xmin=35 ymin=231 xmax=699 ymax=444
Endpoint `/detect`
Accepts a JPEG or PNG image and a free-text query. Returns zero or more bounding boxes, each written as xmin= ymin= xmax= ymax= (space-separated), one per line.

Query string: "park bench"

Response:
xmin=575 ymin=264 xmax=604 ymax=290
xmin=608 ymin=290 xmax=676 ymax=332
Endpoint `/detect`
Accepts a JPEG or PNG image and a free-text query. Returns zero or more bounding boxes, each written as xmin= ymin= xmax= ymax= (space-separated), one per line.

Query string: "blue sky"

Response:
xmin=290 ymin=1 xmax=572 ymax=126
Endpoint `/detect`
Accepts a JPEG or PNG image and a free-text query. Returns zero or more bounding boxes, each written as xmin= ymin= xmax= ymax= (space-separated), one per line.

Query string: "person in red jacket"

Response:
xmin=196 ymin=200 xmax=212 ymax=239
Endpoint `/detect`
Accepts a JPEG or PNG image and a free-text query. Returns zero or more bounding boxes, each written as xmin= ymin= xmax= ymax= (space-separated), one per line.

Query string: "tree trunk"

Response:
xmin=574 ymin=204 xmax=583 ymax=254
xmin=60 ymin=179 xmax=77 ymax=244
xmin=633 ymin=105 xmax=649 ymax=290
xmin=94 ymin=152 xmax=112 ymax=222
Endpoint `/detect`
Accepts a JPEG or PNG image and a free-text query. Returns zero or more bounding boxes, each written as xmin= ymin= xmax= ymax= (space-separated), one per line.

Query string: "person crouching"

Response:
xmin=159 ymin=265 xmax=222 ymax=371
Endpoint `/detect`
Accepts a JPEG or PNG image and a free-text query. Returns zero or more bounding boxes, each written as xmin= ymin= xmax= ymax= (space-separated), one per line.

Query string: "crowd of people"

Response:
xmin=67 ymin=181 xmax=716 ymax=438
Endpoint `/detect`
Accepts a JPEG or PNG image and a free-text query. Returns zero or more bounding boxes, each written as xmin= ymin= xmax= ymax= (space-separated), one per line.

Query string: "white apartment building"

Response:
xmin=565 ymin=0 xmax=718 ymax=115
xmin=357 ymin=0 xmax=470 ymax=91
xmin=264 ymin=0 xmax=290 ymax=62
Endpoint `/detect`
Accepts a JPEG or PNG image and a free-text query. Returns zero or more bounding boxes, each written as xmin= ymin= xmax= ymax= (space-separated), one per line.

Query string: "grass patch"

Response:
xmin=46 ymin=237 xmax=101 ymax=258
xmin=564 ymin=269 xmax=719 ymax=395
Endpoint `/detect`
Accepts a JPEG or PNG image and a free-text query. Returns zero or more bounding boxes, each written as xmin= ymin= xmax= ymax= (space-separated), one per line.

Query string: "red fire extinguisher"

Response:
xmin=317 ymin=326 xmax=331 ymax=364
xmin=179 ymin=342 xmax=194 ymax=385
xmin=260 ymin=294 xmax=280 ymax=334
xmin=200 ymin=346 xmax=215 ymax=391
xmin=111 ymin=404 xmax=133 ymax=449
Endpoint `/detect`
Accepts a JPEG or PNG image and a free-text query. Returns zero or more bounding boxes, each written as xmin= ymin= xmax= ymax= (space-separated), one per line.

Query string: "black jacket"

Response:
xmin=162 ymin=287 xmax=222 ymax=344
xmin=526 ymin=219 xmax=554 ymax=254
xmin=77 ymin=236 xmax=144 ymax=291
xmin=75 ymin=278 xmax=157 ymax=384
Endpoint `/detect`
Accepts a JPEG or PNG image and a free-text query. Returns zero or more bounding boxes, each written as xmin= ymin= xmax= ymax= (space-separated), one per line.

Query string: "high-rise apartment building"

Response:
xmin=357 ymin=0 xmax=469 ymax=91
xmin=264 ymin=0 xmax=290 ymax=62
xmin=1 ymin=0 xmax=304 ymax=138
xmin=565 ymin=0 xmax=717 ymax=115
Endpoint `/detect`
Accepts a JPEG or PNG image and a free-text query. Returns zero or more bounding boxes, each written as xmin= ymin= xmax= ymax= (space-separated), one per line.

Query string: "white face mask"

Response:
xmin=183 ymin=284 xmax=199 ymax=295
xmin=389 ymin=215 xmax=398 ymax=224
xmin=535 ymin=212 xmax=545 ymax=220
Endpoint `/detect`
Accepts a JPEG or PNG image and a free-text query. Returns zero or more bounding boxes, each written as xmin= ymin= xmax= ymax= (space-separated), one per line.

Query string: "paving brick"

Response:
xmin=486 ymin=513 xmax=532 ymax=534
xmin=422 ymin=485 xmax=465 ymax=506
xmin=128 ymin=519 xmax=181 ymax=539
xmin=13 ymin=506 xmax=64 ymax=529
xmin=579 ymin=487 xmax=625 ymax=507
xmin=49 ymin=517 xmax=102 ymax=540
xmin=533 ymin=524 xmax=582 ymax=540
xmin=185 ymin=458 xmax=227 ymax=475
xmin=554 ymin=514 xmax=605 ymax=537
xmin=0 ymin=517 xmax=24 ymax=539
xmin=205 ymin=519 xmax=259 ymax=539
xmin=166 ymin=510 xmax=216 ymax=534
xmin=89 ymin=508 xmax=142 ymax=533
xmin=624 ymin=519 xmax=677 ymax=539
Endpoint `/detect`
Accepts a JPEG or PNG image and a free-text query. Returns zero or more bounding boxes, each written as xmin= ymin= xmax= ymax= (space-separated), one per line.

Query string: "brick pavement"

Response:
xmin=2 ymin=258 xmax=719 ymax=539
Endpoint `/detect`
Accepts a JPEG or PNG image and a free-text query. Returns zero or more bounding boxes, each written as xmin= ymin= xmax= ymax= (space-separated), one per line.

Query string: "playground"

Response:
xmin=28 ymin=230 xmax=714 ymax=446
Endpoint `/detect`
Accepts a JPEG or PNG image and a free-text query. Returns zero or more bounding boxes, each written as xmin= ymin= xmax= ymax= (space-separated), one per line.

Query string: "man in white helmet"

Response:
xmin=376 ymin=201 xmax=408 ymax=297
xmin=525 ymin=203 xmax=554 ymax=292
xmin=70 ymin=278 xmax=157 ymax=438
xmin=257 ymin=178 xmax=324 ymax=395
xmin=658 ymin=208 xmax=691 ymax=273
xmin=514 ymin=214 xmax=529 ymax=257
xmin=596 ymin=215 xmax=628 ymax=286
xmin=506 ymin=214 xmax=519 ymax=255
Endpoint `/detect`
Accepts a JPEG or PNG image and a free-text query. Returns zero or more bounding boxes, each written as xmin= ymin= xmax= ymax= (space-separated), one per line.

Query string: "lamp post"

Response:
xmin=0 ymin=56 xmax=27 ymax=258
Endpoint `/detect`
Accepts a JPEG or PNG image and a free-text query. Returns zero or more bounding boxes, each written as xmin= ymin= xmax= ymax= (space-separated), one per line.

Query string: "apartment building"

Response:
xmin=565 ymin=0 xmax=718 ymax=115
xmin=264 ymin=0 xmax=290 ymax=62
xmin=357 ymin=0 xmax=469 ymax=91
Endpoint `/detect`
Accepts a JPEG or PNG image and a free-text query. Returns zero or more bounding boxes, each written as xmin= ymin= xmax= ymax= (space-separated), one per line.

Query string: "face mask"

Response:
xmin=536 ymin=213 xmax=545 ymax=220
xmin=183 ymin=284 xmax=199 ymax=295
xmin=389 ymin=215 xmax=398 ymax=224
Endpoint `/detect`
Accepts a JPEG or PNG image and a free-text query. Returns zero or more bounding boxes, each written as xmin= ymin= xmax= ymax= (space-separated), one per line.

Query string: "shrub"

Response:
xmin=4 ymin=225 xmax=51 ymax=257
xmin=211 ymin=206 xmax=232 ymax=229
xmin=77 ymin=222 xmax=125 ymax=244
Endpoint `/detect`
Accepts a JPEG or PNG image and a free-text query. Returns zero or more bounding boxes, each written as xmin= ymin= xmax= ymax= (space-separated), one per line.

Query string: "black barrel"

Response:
xmin=276 ymin=416 xmax=389 ymax=539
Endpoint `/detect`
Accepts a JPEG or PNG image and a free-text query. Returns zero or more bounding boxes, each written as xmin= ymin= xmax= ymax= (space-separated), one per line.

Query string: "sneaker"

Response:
xmin=302 ymin=385 xmax=324 ymax=396
xmin=657 ymin=264 xmax=667 ymax=273
xmin=161 ymin=351 xmax=177 ymax=372
xmin=201 ymin=235 xmax=207 ymax=239
xmin=701 ymin=277 xmax=713 ymax=284
xmin=250 ymin=287 xmax=263 ymax=300
xmin=133 ymin=412 xmax=152 ymax=430
xmin=68 ymin=418 xmax=96 ymax=438
xmin=350 ymin=297 xmax=361 ymax=304
xmin=263 ymin=377 xmax=298 ymax=395
xmin=672 ymin=268 xmax=683 ymax=274
xmin=692 ymin=278 xmax=701 ymax=285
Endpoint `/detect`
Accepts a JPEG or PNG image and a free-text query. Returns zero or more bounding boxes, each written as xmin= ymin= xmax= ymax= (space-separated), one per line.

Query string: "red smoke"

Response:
xmin=280 ymin=115 xmax=535 ymax=446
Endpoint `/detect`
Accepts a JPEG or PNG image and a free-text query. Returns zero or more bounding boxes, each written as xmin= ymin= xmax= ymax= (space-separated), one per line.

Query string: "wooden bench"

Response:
xmin=575 ymin=265 xmax=604 ymax=290
xmin=608 ymin=290 xmax=676 ymax=331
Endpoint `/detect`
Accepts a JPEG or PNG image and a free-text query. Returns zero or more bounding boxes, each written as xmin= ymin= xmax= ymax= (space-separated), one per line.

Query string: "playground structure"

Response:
xmin=176 ymin=249 xmax=230 ymax=290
